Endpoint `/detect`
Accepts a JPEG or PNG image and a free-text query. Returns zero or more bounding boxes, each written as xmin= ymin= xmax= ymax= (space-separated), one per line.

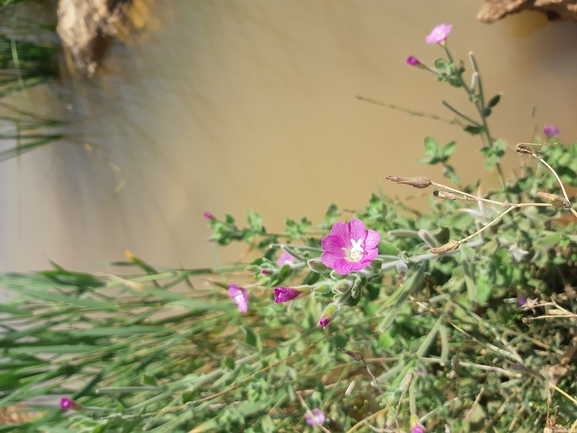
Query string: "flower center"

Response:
xmin=343 ymin=238 xmax=364 ymax=262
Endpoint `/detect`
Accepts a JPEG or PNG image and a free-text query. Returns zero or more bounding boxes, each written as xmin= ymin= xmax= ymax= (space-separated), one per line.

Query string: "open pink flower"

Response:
xmin=426 ymin=24 xmax=452 ymax=45
xmin=543 ymin=124 xmax=560 ymax=138
xmin=321 ymin=219 xmax=380 ymax=275
xmin=305 ymin=408 xmax=326 ymax=425
xmin=277 ymin=252 xmax=295 ymax=266
xmin=229 ymin=283 xmax=249 ymax=314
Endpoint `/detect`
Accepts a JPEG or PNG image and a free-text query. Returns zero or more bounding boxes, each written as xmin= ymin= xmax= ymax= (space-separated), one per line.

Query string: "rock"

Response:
xmin=478 ymin=0 xmax=577 ymax=23
xmin=56 ymin=0 xmax=132 ymax=77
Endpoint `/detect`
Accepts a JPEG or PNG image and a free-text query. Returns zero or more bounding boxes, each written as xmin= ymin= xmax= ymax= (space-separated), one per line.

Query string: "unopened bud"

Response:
xmin=418 ymin=229 xmax=438 ymax=248
xmin=385 ymin=175 xmax=432 ymax=189
xmin=395 ymin=260 xmax=408 ymax=280
xmin=332 ymin=279 xmax=353 ymax=294
xmin=307 ymin=259 xmax=330 ymax=274
xmin=536 ymin=191 xmax=572 ymax=209
xmin=312 ymin=282 xmax=332 ymax=294
xmin=318 ymin=303 xmax=340 ymax=327
xmin=370 ymin=258 xmax=383 ymax=270
xmin=430 ymin=240 xmax=460 ymax=254
xmin=245 ymin=265 xmax=260 ymax=272
xmin=274 ymin=286 xmax=309 ymax=303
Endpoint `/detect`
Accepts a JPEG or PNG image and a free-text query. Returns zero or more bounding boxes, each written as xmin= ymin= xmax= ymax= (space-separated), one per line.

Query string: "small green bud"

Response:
xmin=332 ymin=279 xmax=352 ymax=294
xmin=418 ymin=229 xmax=438 ymax=248
xmin=370 ymin=258 xmax=383 ymax=270
xmin=245 ymin=265 xmax=260 ymax=272
xmin=312 ymin=282 xmax=332 ymax=294
xmin=307 ymin=259 xmax=330 ymax=274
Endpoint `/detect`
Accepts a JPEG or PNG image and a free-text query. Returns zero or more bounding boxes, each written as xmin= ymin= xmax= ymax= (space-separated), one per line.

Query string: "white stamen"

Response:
xmin=347 ymin=238 xmax=364 ymax=262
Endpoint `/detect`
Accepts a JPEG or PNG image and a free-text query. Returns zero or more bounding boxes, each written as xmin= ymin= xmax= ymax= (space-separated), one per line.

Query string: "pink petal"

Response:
xmin=321 ymin=249 xmax=343 ymax=269
xmin=229 ymin=284 xmax=249 ymax=314
xmin=322 ymin=234 xmax=347 ymax=253
xmin=364 ymin=229 xmax=381 ymax=249
xmin=329 ymin=221 xmax=349 ymax=240
xmin=348 ymin=219 xmax=366 ymax=243
xmin=333 ymin=259 xmax=357 ymax=275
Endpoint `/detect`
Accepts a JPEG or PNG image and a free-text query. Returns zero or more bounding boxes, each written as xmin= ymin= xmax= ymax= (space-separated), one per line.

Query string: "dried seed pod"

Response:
xmin=385 ymin=175 xmax=432 ymax=189
xmin=430 ymin=240 xmax=460 ymax=254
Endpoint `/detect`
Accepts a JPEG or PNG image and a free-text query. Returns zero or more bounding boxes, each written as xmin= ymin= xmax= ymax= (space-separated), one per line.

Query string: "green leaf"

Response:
xmin=481 ymin=107 xmax=492 ymax=117
xmin=243 ymin=327 xmax=263 ymax=352
xmin=463 ymin=125 xmax=483 ymax=135
xmin=247 ymin=209 xmax=264 ymax=233
xmin=378 ymin=331 xmax=395 ymax=350
xmin=487 ymin=94 xmax=501 ymax=108
xmin=377 ymin=240 xmax=400 ymax=256
xmin=442 ymin=141 xmax=457 ymax=158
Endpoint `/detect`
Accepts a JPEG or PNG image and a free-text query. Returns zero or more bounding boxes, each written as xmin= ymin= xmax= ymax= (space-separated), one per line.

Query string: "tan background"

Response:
xmin=2 ymin=1 xmax=577 ymax=272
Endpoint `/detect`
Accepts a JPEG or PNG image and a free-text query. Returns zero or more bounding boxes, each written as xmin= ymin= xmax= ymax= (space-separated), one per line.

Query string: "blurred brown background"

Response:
xmin=2 ymin=1 xmax=577 ymax=272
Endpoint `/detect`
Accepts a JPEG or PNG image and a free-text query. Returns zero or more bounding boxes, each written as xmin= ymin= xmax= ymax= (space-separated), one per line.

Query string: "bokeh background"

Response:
xmin=2 ymin=0 xmax=577 ymax=272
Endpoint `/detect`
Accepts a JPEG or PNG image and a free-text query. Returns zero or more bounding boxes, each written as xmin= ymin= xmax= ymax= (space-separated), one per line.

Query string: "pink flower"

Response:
xmin=305 ymin=408 xmax=326 ymax=425
xmin=406 ymin=56 xmax=422 ymax=67
xmin=277 ymin=252 xmax=295 ymax=266
xmin=321 ymin=219 xmax=380 ymax=275
xmin=203 ymin=211 xmax=214 ymax=219
xmin=543 ymin=124 xmax=560 ymax=138
xmin=60 ymin=397 xmax=79 ymax=410
xmin=425 ymin=24 xmax=453 ymax=45
xmin=229 ymin=283 xmax=249 ymax=314
xmin=274 ymin=287 xmax=304 ymax=303
xmin=318 ymin=303 xmax=340 ymax=327
xmin=411 ymin=423 xmax=425 ymax=433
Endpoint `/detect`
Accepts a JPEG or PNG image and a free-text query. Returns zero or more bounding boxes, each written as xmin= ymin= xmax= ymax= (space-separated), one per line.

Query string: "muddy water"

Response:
xmin=2 ymin=1 xmax=577 ymax=272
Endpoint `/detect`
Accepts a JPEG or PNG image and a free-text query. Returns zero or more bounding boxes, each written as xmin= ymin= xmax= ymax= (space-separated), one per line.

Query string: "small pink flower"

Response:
xmin=305 ymin=408 xmax=326 ymax=425
xmin=60 ymin=397 xmax=79 ymax=410
xmin=425 ymin=24 xmax=452 ymax=45
xmin=229 ymin=283 xmax=249 ymax=314
xmin=318 ymin=303 xmax=340 ymax=327
xmin=277 ymin=252 xmax=295 ymax=266
xmin=274 ymin=287 xmax=304 ymax=303
xmin=411 ymin=422 xmax=425 ymax=433
xmin=321 ymin=219 xmax=380 ymax=275
xmin=406 ymin=56 xmax=422 ymax=67
xmin=203 ymin=211 xmax=214 ymax=219
xmin=543 ymin=124 xmax=560 ymax=138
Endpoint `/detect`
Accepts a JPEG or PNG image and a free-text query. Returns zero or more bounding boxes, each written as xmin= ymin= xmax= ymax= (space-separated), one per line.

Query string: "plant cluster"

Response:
xmin=2 ymin=22 xmax=577 ymax=433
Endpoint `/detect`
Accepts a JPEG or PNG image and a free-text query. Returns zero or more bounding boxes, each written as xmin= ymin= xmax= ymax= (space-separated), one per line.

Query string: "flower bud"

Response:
xmin=312 ymin=282 xmax=332 ymax=294
xmin=274 ymin=287 xmax=308 ymax=303
xmin=369 ymin=258 xmax=383 ymax=270
xmin=60 ymin=397 xmax=81 ymax=410
xmin=406 ymin=56 xmax=424 ymax=68
xmin=430 ymin=240 xmax=460 ymax=254
xmin=418 ymin=229 xmax=438 ymax=248
xmin=385 ymin=175 xmax=432 ymax=189
xmin=318 ymin=303 xmax=340 ymax=327
xmin=332 ymin=279 xmax=353 ymax=294
xmin=396 ymin=260 xmax=408 ymax=280
xmin=536 ymin=191 xmax=572 ymax=209
xmin=307 ymin=259 xmax=330 ymax=274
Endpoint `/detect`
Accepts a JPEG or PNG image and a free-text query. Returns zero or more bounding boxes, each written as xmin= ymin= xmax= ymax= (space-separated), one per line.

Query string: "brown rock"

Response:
xmin=56 ymin=0 xmax=132 ymax=77
xmin=478 ymin=0 xmax=577 ymax=23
